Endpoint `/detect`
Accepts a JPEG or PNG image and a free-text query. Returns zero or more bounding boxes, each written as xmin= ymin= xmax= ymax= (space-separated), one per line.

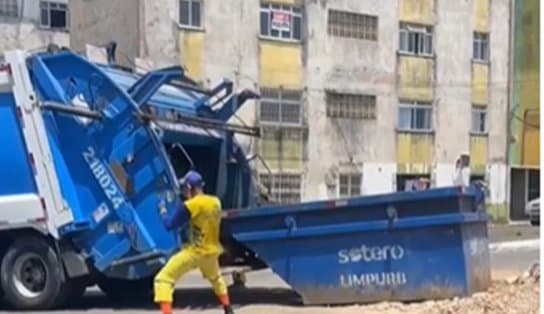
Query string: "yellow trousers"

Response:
xmin=154 ymin=248 xmax=227 ymax=303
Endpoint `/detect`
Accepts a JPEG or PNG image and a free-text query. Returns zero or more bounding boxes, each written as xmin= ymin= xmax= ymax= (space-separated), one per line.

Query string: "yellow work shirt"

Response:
xmin=184 ymin=194 xmax=224 ymax=256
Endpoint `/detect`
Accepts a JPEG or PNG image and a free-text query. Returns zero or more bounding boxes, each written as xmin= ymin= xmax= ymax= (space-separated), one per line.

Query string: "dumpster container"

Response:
xmin=223 ymin=185 xmax=490 ymax=305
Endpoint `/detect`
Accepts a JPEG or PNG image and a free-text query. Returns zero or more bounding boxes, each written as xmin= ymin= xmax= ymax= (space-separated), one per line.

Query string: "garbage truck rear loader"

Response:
xmin=0 ymin=49 xmax=182 ymax=310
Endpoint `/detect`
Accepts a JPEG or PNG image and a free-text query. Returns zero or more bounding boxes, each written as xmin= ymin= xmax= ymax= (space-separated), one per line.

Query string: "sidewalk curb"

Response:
xmin=489 ymin=239 xmax=540 ymax=252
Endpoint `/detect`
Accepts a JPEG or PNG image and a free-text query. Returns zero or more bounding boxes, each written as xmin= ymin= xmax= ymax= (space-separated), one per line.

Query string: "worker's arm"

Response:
xmin=160 ymin=203 xmax=191 ymax=231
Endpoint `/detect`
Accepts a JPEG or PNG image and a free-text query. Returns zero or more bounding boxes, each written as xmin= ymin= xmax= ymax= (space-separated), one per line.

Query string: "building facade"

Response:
xmin=69 ymin=0 xmax=513 ymax=219
xmin=509 ymin=0 xmax=540 ymax=221
xmin=0 ymin=0 xmax=69 ymax=53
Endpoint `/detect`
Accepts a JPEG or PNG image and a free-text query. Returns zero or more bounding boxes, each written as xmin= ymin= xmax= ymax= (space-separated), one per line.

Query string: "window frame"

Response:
xmin=259 ymin=88 xmax=303 ymax=126
xmin=0 ymin=0 xmax=19 ymax=18
xmin=397 ymin=100 xmax=433 ymax=132
xmin=178 ymin=0 xmax=203 ymax=29
xmin=260 ymin=125 xmax=306 ymax=165
xmin=259 ymin=172 xmax=302 ymax=204
xmin=473 ymin=32 xmax=489 ymax=62
xmin=327 ymin=9 xmax=378 ymax=41
xmin=338 ymin=173 xmax=362 ymax=197
xmin=260 ymin=2 xmax=303 ymax=42
xmin=325 ymin=91 xmax=377 ymax=120
xmin=399 ymin=24 xmax=434 ymax=57
xmin=39 ymin=0 xmax=69 ymax=31
xmin=471 ymin=105 xmax=488 ymax=135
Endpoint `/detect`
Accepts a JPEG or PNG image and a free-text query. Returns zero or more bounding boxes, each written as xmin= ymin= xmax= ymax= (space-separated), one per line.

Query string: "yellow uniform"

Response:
xmin=154 ymin=194 xmax=227 ymax=304
xmin=184 ymin=194 xmax=224 ymax=255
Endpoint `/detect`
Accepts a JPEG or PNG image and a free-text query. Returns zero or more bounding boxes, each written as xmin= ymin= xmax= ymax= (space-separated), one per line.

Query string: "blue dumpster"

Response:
xmin=223 ymin=185 xmax=490 ymax=305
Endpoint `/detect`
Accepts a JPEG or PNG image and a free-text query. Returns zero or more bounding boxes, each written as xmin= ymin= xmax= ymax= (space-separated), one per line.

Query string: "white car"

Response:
xmin=525 ymin=197 xmax=540 ymax=226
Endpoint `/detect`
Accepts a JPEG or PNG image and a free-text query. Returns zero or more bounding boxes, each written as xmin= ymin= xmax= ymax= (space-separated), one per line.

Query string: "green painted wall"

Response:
xmin=510 ymin=0 xmax=540 ymax=167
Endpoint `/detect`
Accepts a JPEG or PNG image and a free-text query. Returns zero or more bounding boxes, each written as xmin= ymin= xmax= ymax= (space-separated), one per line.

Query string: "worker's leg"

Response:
xmin=199 ymin=255 xmax=231 ymax=309
xmin=154 ymin=249 xmax=199 ymax=313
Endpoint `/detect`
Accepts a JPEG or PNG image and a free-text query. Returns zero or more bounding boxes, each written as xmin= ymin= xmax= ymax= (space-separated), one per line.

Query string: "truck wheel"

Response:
xmin=0 ymin=237 xmax=64 ymax=310
xmin=97 ymin=276 xmax=153 ymax=304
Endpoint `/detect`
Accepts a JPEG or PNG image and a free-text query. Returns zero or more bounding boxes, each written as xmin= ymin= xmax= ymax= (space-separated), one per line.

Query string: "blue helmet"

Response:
xmin=179 ymin=170 xmax=204 ymax=190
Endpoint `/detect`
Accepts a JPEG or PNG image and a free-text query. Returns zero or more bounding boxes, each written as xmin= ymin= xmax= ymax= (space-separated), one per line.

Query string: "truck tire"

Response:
xmin=0 ymin=237 xmax=65 ymax=310
xmin=97 ymin=276 xmax=153 ymax=304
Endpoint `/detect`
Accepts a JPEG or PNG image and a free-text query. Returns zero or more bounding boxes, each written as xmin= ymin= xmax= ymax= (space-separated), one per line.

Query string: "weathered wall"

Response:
xmin=510 ymin=0 xmax=540 ymax=167
xmin=486 ymin=0 xmax=510 ymax=208
xmin=0 ymin=1 xmax=69 ymax=53
xmin=304 ymin=0 xmax=399 ymax=199
xmin=141 ymin=0 xmax=180 ymax=68
xmin=434 ymin=0 xmax=472 ymax=166
xmin=69 ymin=0 xmax=139 ymax=66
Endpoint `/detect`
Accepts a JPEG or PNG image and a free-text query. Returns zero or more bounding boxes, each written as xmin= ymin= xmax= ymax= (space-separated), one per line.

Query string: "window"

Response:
xmin=339 ymin=174 xmax=361 ymax=197
xmin=328 ymin=10 xmax=377 ymax=41
xmin=40 ymin=1 xmax=69 ymax=30
xmin=259 ymin=88 xmax=306 ymax=169
xmin=473 ymin=32 xmax=489 ymax=61
xmin=399 ymin=24 xmax=433 ymax=56
xmin=0 ymin=0 xmax=18 ymax=17
xmin=326 ymin=92 xmax=376 ymax=119
xmin=260 ymin=88 xmax=303 ymax=125
xmin=259 ymin=173 xmax=301 ymax=204
xmin=398 ymin=101 xmax=432 ymax=131
xmin=260 ymin=3 xmax=302 ymax=41
xmin=260 ymin=126 xmax=305 ymax=166
xmin=179 ymin=0 xmax=202 ymax=28
xmin=471 ymin=106 xmax=487 ymax=134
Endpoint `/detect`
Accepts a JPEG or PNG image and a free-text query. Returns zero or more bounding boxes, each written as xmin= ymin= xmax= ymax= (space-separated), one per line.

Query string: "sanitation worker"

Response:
xmin=155 ymin=170 xmax=234 ymax=314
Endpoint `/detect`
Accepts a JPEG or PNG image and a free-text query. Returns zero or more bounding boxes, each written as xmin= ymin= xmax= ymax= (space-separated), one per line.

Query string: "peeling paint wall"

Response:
xmin=179 ymin=32 xmax=204 ymax=80
xmin=434 ymin=0 xmax=472 ymax=165
xmin=259 ymin=42 xmax=302 ymax=88
xmin=396 ymin=134 xmax=433 ymax=174
xmin=69 ymin=0 xmax=139 ymax=67
xmin=471 ymin=63 xmax=489 ymax=105
xmin=1 ymin=1 xmax=69 ymax=53
xmin=304 ymin=0 xmax=399 ymax=200
xmin=470 ymin=136 xmax=488 ymax=174
xmin=399 ymin=0 xmax=435 ymax=24
xmin=474 ymin=0 xmax=490 ymax=32
xmin=397 ymin=56 xmax=434 ymax=101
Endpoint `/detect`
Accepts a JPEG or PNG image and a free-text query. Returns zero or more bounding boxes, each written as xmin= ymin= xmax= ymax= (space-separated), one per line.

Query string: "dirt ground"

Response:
xmin=225 ymin=265 xmax=540 ymax=314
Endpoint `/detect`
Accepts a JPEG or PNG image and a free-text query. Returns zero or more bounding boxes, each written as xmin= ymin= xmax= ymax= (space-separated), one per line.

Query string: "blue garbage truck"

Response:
xmin=0 ymin=48 xmax=492 ymax=311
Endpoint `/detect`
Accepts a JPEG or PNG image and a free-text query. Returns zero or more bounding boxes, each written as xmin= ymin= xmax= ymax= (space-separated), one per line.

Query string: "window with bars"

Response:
xmin=326 ymin=92 xmax=376 ymax=119
xmin=260 ymin=3 xmax=302 ymax=41
xmin=259 ymin=173 xmax=302 ymax=204
xmin=40 ymin=1 xmax=69 ymax=30
xmin=179 ymin=0 xmax=202 ymax=28
xmin=339 ymin=173 xmax=361 ymax=197
xmin=260 ymin=126 xmax=306 ymax=168
xmin=260 ymin=88 xmax=303 ymax=125
xmin=399 ymin=24 xmax=433 ymax=56
xmin=327 ymin=10 xmax=377 ymax=41
xmin=473 ymin=32 xmax=489 ymax=62
xmin=0 ymin=0 xmax=18 ymax=17
xmin=471 ymin=106 xmax=487 ymax=134
xmin=398 ymin=101 xmax=433 ymax=131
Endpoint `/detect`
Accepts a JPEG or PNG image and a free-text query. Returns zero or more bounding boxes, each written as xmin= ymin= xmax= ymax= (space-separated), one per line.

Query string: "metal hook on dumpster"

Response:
xmin=386 ymin=205 xmax=398 ymax=226
xmin=284 ymin=215 xmax=297 ymax=233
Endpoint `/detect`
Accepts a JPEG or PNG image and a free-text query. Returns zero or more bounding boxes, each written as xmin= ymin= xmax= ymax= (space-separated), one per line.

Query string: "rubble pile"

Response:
xmin=357 ymin=263 xmax=541 ymax=314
